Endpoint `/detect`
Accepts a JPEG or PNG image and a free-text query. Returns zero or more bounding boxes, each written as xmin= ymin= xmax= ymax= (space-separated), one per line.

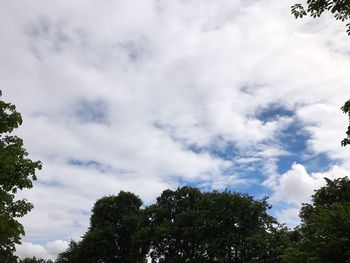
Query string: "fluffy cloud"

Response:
xmin=16 ymin=240 xmax=68 ymax=260
xmin=273 ymin=164 xmax=350 ymax=205
xmin=276 ymin=207 xmax=300 ymax=227
xmin=273 ymin=164 xmax=350 ymax=225
xmin=0 ymin=0 xmax=349 ymax=260
xmin=272 ymin=163 xmax=322 ymax=204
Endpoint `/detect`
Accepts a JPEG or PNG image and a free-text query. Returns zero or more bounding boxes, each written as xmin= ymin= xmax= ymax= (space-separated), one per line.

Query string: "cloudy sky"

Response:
xmin=1 ymin=0 xmax=350 ymax=260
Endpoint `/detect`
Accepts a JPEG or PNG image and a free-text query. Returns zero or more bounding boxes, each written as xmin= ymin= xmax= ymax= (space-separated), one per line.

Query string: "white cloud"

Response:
xmin=16 ymin=243 xmax=47 ymax=260
xmin=276 ymin=207 xmax=300 ymax=227
xmin=16 ymin=240 xmax=68 ymax=260
xmin=272 ymin=163 xmax=323 ymax=204
xmin=272 ymin=164 xmax=350 ymax=226
xmin=273 ymin=163 xmax=350 ymax=205
xmin=45 ymin=240 xmax=69 ymax=256
xmin=297 ymin=103 xmax=350 ymax=163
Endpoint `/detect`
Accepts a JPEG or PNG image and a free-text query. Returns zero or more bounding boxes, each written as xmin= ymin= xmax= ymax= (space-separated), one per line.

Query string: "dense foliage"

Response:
xmin=281 ymin=177 xmax=350 ymax=262
xmin=55 ymin=177 xmax=350 ymax=263
xmin=56 ymin=192 xmax=147 ymax=263
xmin=146 ymin=188 xmax=289 ymax=263
xmin=0 ymin=91 xmax=42 ymax=262
xmin=57 ymin=188 xmax=290 ymax=263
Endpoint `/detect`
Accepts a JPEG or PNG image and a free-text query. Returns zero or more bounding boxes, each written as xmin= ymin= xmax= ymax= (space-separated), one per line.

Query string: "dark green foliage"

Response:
xmin=55 ymin=191 xmax=147 ymax=263
xmin=19 ymin=257 xmax=53 ymax=263
xmin=281 ymin=177 xmax=350 ymax=263
xmin=146 ymin=187 xmax=205 ymax=262
xmin=197 ymin=191 xmax=270 ymax=262
xmin=57 ymin=187 xmax=288 ymax=263
xmin=0 ymin=90 xmax=42 ymax=262
xmin=291 ymin=0 xmax=350 ymax=34
xmin=198 ymin=191 xmax=288 ymax=263
xmin=341 ymin=100 xmax=350 ymax=146
xmin=146 ymin=187 xmax=287 ymax=263
xmin=56 ymin=180 xmax=350 ymax=262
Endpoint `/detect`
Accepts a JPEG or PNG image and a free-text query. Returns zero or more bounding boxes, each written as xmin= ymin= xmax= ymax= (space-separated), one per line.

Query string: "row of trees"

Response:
xmin=54 ymin=188 xmax=286 ymax=263
xmin=35 ymin=177 xmax=348 ymax=263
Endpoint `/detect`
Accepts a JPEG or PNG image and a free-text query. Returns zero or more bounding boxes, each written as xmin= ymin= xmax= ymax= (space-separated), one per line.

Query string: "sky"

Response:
xmin=1 ymin=0 xmax=350 ymax=260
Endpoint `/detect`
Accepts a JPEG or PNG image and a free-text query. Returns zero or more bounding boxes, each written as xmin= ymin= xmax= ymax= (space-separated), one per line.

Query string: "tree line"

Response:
xmin=18 ymin=177 xmax=350 ymax=263
xmin=56 ymin=188 xmax=284 ymax=263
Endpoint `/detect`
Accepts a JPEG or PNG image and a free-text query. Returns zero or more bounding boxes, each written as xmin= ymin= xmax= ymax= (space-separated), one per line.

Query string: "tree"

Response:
xmin=281 ymin=177 xmax=350 ymax=262
xmin=56 ymin=191 xmax=147 ymax=263
xmin=146 ymin=187 xmax=287 ymax=263
xmin=146 ymin=187 xmax=205 ymax=263
xmin=291 ymin=0 xmax=350 ymax=34
xmin=198 ymin=191 xmax=285 ymax=263
xmin=0 ymin=90 xmax=42 ymax=262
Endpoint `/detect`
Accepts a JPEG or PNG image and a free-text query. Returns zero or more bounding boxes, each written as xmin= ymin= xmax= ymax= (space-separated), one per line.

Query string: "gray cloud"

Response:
xmin=73 ymin=98 xmax=109 ymax=124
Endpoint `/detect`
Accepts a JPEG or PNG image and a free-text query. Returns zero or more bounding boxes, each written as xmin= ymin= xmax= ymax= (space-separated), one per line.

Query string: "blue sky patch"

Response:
xmin=255 ymin=103 xmax=294 ymax=122
xmin=275 ymin=118 xmax=336 ymax=174
xmin=187 ymin=139 xmax=238 ymax=161
xmin=254 ymin=104 xmax=335 ymax=175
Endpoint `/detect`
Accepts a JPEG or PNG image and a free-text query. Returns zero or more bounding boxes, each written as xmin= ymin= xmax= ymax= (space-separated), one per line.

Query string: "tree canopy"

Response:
xmin=57 ymin=187 xmax=289 ymax=263
xmin=0 ymin=90 xmax=42 ymax=262
xmin=56 ymin=191 xmax=147 ymax=263
xmin=281 ymin=177 xmax=350 ymax=262
xmin=56 ymin=178 xmax=350 ymax=262
xmin=147 ymin=187 xmax=288 ymax=262
xmin=146 ymin=187 xmax=205 ymax=262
